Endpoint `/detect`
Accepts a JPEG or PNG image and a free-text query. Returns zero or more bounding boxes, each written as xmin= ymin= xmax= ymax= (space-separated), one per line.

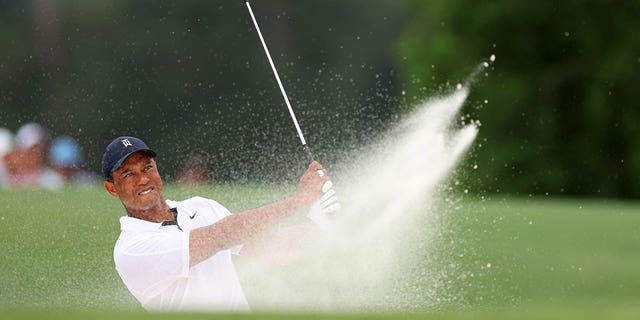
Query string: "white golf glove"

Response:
xmin=307 ymin=181 xmax=341 ymax=229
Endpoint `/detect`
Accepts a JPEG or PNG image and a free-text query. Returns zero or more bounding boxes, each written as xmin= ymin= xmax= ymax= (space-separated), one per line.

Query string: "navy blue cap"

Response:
xmin=101 ymin=136 xmax=157 ymax=179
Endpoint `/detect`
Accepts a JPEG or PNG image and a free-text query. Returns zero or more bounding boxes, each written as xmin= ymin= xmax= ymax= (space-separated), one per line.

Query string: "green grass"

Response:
xmin=454 ymin=199 xmax=640 ymax=306
xmin=446 ymin=197 xmax=640 ymax=307
xmin=1 ymin=186 xmax=639 ymax=319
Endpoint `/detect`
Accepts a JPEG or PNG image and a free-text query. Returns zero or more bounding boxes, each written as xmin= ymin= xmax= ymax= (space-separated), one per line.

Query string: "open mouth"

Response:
xmin=138 ymin=187 xmax=154 ymax=196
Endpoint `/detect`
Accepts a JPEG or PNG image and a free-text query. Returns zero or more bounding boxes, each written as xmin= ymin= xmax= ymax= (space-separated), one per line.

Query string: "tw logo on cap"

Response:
xmin=121 ymin=139 xmax=133 ymax=147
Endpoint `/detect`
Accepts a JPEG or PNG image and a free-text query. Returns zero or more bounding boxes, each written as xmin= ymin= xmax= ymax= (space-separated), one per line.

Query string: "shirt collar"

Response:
xmin=120 ymin=215 xmax=163 ymax=232
xmin=120 ymin=200 xmax=181 ymax=232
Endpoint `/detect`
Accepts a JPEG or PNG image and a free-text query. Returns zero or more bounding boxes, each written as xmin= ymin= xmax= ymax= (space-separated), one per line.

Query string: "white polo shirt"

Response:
xmin=113 ymin=197 xmax=250 ymax=312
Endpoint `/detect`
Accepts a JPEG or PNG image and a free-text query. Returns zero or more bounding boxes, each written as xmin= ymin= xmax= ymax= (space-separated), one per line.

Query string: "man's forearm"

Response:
xmin=189 ymin=195 xmax=306 ymax=266
xmin=239 ymin=220 xmax=319 ymax=264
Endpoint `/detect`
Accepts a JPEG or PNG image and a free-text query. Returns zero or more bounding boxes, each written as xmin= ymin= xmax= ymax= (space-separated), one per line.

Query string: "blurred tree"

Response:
xmin=9 ymin=0 xmax=638 ymax=197
xmin=0 ymin=0 xmax=407 ymax=182
xmin=398 ymin=0 xmax=640 ymax=198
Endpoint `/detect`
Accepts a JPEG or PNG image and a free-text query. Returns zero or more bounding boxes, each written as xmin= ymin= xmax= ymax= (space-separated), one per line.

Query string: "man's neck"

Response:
xmin=127 ymin=200 xmax=173 ymax=223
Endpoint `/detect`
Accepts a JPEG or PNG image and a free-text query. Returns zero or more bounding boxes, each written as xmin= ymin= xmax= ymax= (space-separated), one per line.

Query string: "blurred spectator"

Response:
xmin=0 ymin=127 xmax=14 ymax=188
xmin=4 ymin=122 xmax=63 ymax=189
xmin=176 ymin=153 xmax=212 ymax=186
xmin=49 ymin=135 xmax=99 ymax=187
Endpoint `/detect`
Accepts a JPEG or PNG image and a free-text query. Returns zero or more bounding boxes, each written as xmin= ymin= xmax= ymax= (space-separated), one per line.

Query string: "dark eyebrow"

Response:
xmin=119 ymin=168 xmax=133 ymax=178
xmin=118 ymin=157 xmax=154 ymax=177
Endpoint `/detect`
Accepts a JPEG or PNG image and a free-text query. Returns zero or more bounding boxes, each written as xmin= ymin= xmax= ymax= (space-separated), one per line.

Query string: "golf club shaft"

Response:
xmin=245 ymin=0 xmax=314 ymax=163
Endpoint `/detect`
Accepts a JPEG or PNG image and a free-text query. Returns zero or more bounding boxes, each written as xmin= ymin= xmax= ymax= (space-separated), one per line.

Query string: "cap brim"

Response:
xmin=110 ymin=149 xmax=157 ymax=175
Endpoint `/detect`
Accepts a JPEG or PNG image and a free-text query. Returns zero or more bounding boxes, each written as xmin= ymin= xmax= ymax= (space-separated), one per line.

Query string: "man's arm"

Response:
xmin=188 ymin=161 xmax=328 ymax=267
xmin=238 ymin=181 xmax=339 ymax=263
xmin=237 ymin=220 xmax=319 ymax=264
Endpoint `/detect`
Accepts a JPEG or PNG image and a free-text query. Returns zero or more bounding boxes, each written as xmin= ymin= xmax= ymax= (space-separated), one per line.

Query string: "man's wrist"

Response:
xmin=288 ymin=188 xmax=317 ymax=209
xmin=284 ymin=193 xmax=308 ymax=212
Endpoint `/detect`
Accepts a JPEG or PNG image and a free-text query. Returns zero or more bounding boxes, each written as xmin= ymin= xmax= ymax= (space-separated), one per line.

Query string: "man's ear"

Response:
xmin=104 ymin=180 xmax=119 ymax=198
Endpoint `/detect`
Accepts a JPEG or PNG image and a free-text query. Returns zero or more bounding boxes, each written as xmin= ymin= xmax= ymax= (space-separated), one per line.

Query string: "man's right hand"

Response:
xmin=293 ymin=161 xmax=330 ymax=206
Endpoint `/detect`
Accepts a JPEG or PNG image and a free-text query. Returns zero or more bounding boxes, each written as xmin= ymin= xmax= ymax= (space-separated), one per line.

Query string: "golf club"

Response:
xmin=244 ymin=0 xmax=315 ymax=163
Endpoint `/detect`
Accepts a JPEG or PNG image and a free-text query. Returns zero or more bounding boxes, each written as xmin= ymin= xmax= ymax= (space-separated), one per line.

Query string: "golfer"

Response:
xmin=102 ymin=136 xmax=338 ymax=312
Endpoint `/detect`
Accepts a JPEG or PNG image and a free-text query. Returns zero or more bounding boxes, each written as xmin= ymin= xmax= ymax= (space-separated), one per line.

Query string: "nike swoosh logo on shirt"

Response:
xmin=189 ymin=211 xmax=197 ymax=219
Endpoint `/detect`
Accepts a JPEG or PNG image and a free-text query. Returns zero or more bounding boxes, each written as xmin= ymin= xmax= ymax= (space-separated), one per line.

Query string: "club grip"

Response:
xmin=302 ymin=144 xmax=314 ymax=164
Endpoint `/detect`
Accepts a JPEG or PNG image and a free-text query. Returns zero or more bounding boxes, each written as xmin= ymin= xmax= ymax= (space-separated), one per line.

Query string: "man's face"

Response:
xmin=104 ymin=152 xmax=165 ymax=213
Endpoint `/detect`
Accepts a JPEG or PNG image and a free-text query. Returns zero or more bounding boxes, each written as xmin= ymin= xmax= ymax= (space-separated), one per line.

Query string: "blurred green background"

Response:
xmin=2 ymin=0 xmax=638 ymax=197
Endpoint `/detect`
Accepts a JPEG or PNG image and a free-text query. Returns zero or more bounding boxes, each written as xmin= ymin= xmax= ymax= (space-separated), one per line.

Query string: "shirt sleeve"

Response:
xmin=201 ymin=197 xmax=244 ymax=255
xmin=114 ymin=228 xmax=190 ymax=300
xmin=203 ymin=197 xmax=232 ymax=219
